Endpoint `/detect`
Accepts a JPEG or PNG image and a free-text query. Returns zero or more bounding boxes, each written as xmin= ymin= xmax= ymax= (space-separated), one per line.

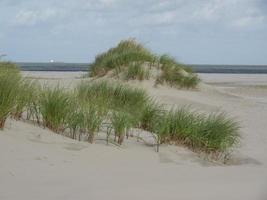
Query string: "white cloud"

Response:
xmin=14 ymin=8 xmax=64 ymax=26
xmin=124 ymin=0 xmax=266 ymax=29
xmin=5 ymin=0 xmax=266 ymax=29
xmin=131 ymin=10 xmax=177 ymax=26
xmin=232 ymin=15 xmax=265 ymax=28
xmin=191 ymin=1 xmax=224 ymax=22
xmin=230 ymin=6 xmax=266 ymax=28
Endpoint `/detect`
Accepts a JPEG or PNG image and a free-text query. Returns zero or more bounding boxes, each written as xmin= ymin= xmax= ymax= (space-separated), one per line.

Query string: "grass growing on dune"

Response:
xmin=0 ymin=62 xmax=21 ymax=129
xmin=75 ymin=80 xmax=152 ymax=143
xmin=89 ymin=39 xmax=199 ymax=89
xmin=0 ymin=62 xmax=41 ymax=128
xmin=149 ymin=108 xmax=240 ymax=154
xmin=90 ymin=39 xmax=154 ymax=77
xmin=197 ymin=113 xmax=240 ymax=153
xmin=76 ymin=80 xmax=149 ymax=113
xmin=66 ymin=106 xmax=84 ymax=140
xmin=150 ymin=114 xmax=170 ymax=152
xmin=12 ymin=80 xmax=38 ymax=120
xmin=0 ymin=61 xmax=239 ymax=159
xmin=110 ymin=111 xmax=133 ymax=145
xmin=156 ymin=61 xmax=200 ymax=89
xmin=81 ymin=104 xmax=103 ymax=143
xmin=125 ymin=63 xmax=150 ymax=81
xmin=74 ymin=80 xmax=240 ymax=155
xmin=139 ymin=100 xmax=164 ymax=130
xmin=39 ymin=86 xmax=72 ymax=133
xmin=0 ymin=61 xmax=20 ymax=73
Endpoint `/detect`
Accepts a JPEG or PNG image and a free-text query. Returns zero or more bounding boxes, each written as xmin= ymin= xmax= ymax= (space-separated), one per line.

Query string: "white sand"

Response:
xmin=0 ymin=72 xmax=267 ymax=200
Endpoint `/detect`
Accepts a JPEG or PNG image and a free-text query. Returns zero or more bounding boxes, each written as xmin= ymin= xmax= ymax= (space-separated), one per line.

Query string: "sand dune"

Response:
xmin=0 ymin=72 xmax=266 ymax=200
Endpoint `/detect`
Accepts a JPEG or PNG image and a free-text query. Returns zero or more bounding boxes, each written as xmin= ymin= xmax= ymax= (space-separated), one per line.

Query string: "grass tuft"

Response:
xmin=12 ymin=79 xmax=38 ymax=120
xmin=39 ymin=86 xmax=72 ymax=133
xmin=125 ymin=63 xmax=150 ymax=81
xmin=90 ymin=39 xmax=154 ymax=77
xmin=156 ymin=64 xmax=200 ymax=89
xmin=82 ymin=104 xmax=103 ymax=143
xmin=149 ymin=108 xmax=240 ymax=154
xmin=0 ymin=62 xmax=21 ymax=129
xmin=110 ymin=111 xmax=133 ymax=145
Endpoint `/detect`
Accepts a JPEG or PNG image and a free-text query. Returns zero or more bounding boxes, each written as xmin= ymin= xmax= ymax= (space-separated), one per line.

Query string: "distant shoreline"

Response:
xmin=15 ymin=62 xmax=267 ymax=74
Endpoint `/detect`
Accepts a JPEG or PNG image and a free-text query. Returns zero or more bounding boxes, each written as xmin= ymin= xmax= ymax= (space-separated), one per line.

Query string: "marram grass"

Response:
xmin=0 ymin=62 xmax=21 ymax=129
xmin=90 ymin=39 xmax=154 ymax=77
xmin=74 ymin=80 xmax=239 ymax=155
xmin=156 ymin=64 xmax=200 ymax=89
xmin=39 ymin=86 xmax=72 ymax=133
xmin=12 ymin=79 xmax=38 ymax=120
xmin=110 ymin=111 xmax=133 ymax=145
xmin=0 ymin=62 xmax=240 ymax=158
xmin=148 ymin=108 xmax=240 ymax=154
xmin=125 ymin=63 xmax=150 ymax=81
xmin=89 ymin=39 xmax=199 ymax=89
xmin=76 ymin=80 xmax=149 ymax=114
xmin=0 ymin=62 xmax=20 ymax=74
xmin=82 ymin=104 xmax=104 ymax=143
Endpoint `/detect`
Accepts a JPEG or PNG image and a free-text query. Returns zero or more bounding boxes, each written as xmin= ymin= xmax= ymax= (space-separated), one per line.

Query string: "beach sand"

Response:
xmin=0 ymin=72 xmax=266 ymax=200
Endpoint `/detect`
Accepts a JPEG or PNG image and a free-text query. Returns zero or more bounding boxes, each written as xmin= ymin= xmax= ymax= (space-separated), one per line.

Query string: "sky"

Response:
xmin=0 ymin=0 xmax=267 ymax=65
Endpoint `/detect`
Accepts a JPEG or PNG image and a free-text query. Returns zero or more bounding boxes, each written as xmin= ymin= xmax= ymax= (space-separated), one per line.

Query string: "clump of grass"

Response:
xmin=90 ymin=39 xmax=155 ymax=77
xmin=110 ymin=111 xmax=133 ymax=145
xmin=75 ymin=80 xmax=153 ymax=143
xmin=150 ymin=108 xmax=240 ymax=155
xmin=125 ymin=63 xmax=150 ymax=81
xmin=39 ymin=86 xmax=72 ymax=133
xmin=89 ymin=39 xmax=200 ymax=89
xmin=112 ymin=83 xmax=148 ymax=112
xmin=156 ymin=64 xmax=200 ymax=89
xmin=24 ymin=83 xmax=42 ymax=124
xmin=139 ymin=100 xmax=164 ymax=130
xmin=0 ymin=62 xmax=20 ymax=73
xmin=76 ymin=80 xmax=149 ymax=114
xmin=159 ymin=54 xmax=178 ymax=67
xmin=72 ymin=82 xmax=110 ymax=141
xmin=12 ymin=80 xmax=38 ymax=120
xmin=0 ymin=62 xmax=21 ymax=129
xmin=76 ymin=81 xmax=112 ymax=107
xmin=66 ymin=106 xmax=84 ymax=139
xmin=150 ymin=114 xmax=170 ymax=152
xmin=64 ymin=96 xmax=86 ymax=140
xmin=197 ymin=113 xmax=240 ymax=153
xmin=83 ymin=104 xmax=104 ymax=143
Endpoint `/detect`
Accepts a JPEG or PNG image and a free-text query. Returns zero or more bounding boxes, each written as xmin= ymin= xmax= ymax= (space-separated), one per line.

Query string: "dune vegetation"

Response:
xmin=89 ymin=39 xmax=200 ymax=89
xmin=39 ymin=86 xmax=73 ymax=132
xmin=0 ymin=62 xmax=21 ymax=129
xmin=12 ymin=79 xmax=38 ymax=120
xmin=0 ymin=62 xmax=239 ymax=161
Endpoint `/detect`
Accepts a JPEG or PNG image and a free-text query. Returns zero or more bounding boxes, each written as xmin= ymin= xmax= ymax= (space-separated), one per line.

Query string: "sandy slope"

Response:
xmin=0 ymin=72 xmax=267 ymax=200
